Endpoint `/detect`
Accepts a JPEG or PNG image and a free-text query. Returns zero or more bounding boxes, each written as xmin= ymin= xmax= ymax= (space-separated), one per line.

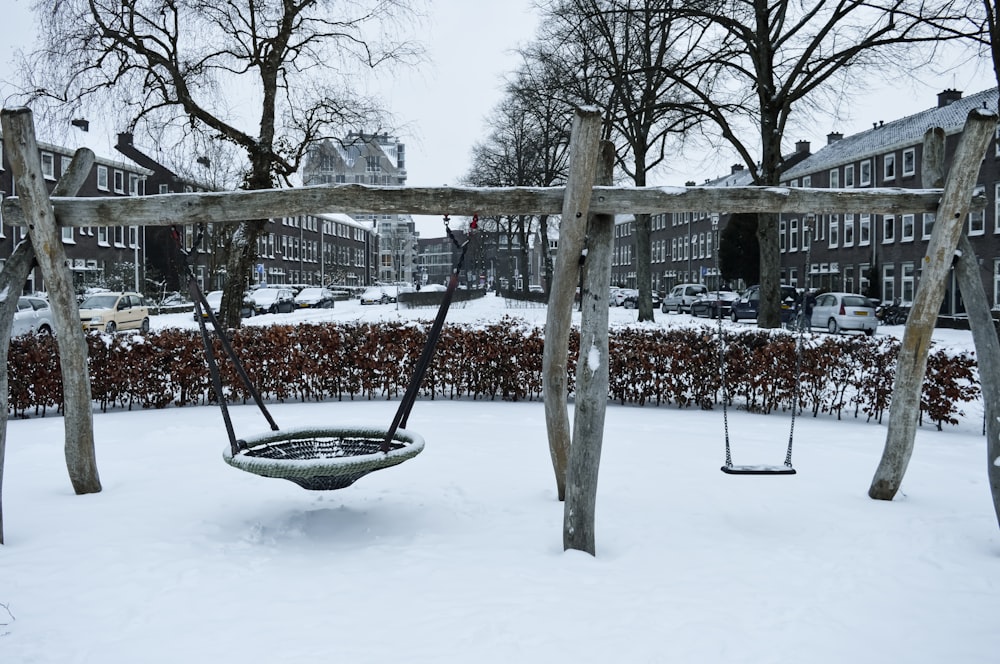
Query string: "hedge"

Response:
xmin=5 ymin=320 xmax=979 ymax=430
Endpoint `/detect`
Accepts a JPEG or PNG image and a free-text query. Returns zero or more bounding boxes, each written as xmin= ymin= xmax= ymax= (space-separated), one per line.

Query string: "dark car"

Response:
xmin=690 ymin=291 xmax=739 ymax=318
xmin=294 ymin=287 xmax=336 ymax=309
xmin=622 ymin=289 xmax=661 ymax=309
xmin=730 ymin=285 xmax=798 ymax=323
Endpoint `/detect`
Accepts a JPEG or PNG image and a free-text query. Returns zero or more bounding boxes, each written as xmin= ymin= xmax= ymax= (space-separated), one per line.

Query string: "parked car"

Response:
xmin=689 ymin=291 xmax=739 ymax=318
xmin=12 ymin=296 xmax=54 ymax=337
xmin=294 ymin=287 xmax=336 ymax=309
xmin=248 ymin=287 xmax=296 ymax=315
xmin=730 ymin=285 xmax=799 ymax=323
xmin=613 ymin=288 xmax=636 ymax=307
xmin=194 ymin=290 xmax=255 ymax=320
xmin=661 ymin=283 xmax=709 ymax=313
xmin=808 ymin=292 xmax=879 ymax=335
xmin=360 ymin=287 xmax=391 ymax=305
xmin=79 ymin=292 xmax=150 ymax=333
xmin=622 ymin=289 xmax=661 ymax=309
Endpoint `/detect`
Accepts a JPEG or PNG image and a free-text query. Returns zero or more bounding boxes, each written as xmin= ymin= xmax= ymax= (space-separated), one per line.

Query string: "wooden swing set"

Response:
xmin=0 ymin=105 xmax=995 ymax=553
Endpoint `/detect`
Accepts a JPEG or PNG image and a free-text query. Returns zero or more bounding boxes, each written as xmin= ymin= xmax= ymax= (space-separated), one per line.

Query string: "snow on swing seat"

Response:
xmin=223 ymin=426 xmax=425 ymax=491
xmin=721 ymin=464 xmax=797 ymax=476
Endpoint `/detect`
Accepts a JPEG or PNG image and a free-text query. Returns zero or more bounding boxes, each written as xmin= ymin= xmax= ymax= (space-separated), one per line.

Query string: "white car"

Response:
xmin=12 ymin=296 xmax=54 ymax=337
xmin=79 ymin=292 xmax=150 ymax=333
xmin=808 ymin=292 xmax=879 ymax=336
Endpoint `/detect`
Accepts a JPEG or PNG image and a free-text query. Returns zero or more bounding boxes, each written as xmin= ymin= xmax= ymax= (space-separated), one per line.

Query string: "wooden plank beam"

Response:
xmin=1 ymin=184 xmax=979 ymax=229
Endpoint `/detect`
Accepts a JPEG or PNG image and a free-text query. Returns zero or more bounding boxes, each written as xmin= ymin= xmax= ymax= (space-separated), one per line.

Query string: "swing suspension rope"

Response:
xmin=173 ymin=215 xmax=476 ymax=490
xmin=717 ymin=216 xmax=812 ymax=476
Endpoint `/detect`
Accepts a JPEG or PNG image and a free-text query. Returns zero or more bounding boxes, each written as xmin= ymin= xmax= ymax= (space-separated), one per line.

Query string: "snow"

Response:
xmin=3 ymin=294 xmax=999 ymax=663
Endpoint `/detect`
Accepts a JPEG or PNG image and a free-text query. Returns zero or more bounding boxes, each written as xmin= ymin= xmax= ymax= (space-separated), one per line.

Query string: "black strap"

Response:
xmin=382 ymin=215 xmax=476 ymax=451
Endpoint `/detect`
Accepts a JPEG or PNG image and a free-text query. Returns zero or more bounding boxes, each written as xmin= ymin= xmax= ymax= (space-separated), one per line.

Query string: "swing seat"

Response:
xmin=721 ymin=463 xmax=796 ymax=476
xmin=223 ymin=426 xmax=425 ymax=490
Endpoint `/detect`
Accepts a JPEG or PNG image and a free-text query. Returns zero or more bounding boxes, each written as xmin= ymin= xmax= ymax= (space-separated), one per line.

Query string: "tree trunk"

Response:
xmin=564 ymin=142 xmax=614 ymax=555
xmin=634 ymin=212 xmax=654 ymax=322
xmin=2 ymin=109 xmax=102 ymax=496
xmin=756 ymin=211 xmax=782 ymax=328
xmin=869 ymin=109 xmax=997 ymax=500
xmin=543 ymin=107 xmax=602 ymax=502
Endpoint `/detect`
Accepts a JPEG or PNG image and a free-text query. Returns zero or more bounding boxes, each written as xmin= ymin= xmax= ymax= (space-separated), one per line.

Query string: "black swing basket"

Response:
xmin=223 ymin=426 xmax=425 ymax=491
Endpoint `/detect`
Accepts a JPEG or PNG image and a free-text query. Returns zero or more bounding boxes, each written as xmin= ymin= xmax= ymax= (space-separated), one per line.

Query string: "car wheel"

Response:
xmin=828 ymin=318 xmax=840 ymax=334
xmin=269 ymin=305 xmax=278 ymax=314
xmin=37 ymin=324 xmax=52 ymax=335
xmin=730 ymin=311 xmax=739 ymax=323
xmin=140 ymin=318 xmax=150 ymax=333
xmin=105 ymin=321 xmax=117 ymax=333
xmin=675 ymin=303 xmax=683 ymax=314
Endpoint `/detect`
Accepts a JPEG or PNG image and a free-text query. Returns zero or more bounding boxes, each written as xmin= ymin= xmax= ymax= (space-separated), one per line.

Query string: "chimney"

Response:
xmin=795 ymin=140 xmax=810 ymax=154
xmin=196 ymin=156 xmax=211 ymax=168
xmin=685 ymin=180 xmax=696 ymax=187
xmin=731 ymin=164 xmax=744 ymax=174
xmin=938 ymin=89 xmax=962 ymax=107
xmin=70 ymin=118 xmax=89 ymax=132
xmin=117 ymin=132 xmax=134 ymax=148
xmin=827 ymin=132 xmax=843 ymax=144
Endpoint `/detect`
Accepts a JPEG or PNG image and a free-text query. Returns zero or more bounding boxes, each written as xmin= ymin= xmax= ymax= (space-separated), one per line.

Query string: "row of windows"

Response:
xmin=38 ymin=151 xmax=147 ymax=196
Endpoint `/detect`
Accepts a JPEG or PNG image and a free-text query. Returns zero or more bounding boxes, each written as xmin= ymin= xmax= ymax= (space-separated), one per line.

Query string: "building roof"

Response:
xmin=783 ymin=87 xmax=999 ymax=180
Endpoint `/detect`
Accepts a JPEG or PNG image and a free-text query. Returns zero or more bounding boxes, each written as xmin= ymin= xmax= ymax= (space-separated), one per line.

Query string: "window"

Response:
xmin=828 ymin=214 xmax=839 ymax=248
xmin=41 ymin=152 xmax=55 ymax=179
xmin=159 ymin=184 xmax=170 ymax=194
xmin=902 ymin=148 xmax=915 ymax=176
xmin=883 ymin=154 xmax=896 ymax=181
xmin=994 ymin=260 xmax=1000 ymax=308
xmin=128 ymin=174 xmax=140 ymax=196
xmin=859 ymin=160 xmax=871 ymax=186
xmin=969 ymin=185 xmax=985 ymax=235
xmin=62 ymin=226 xmax=75 ymax=243
xmin=114 ymin=226 xmax=125 ymax=247
xmin=844 ymin=164 xmax=855 ymax=188
xmin=922 ymin=212 xmax=935 ymax=239
xmin=61 ymin=156 xmax=72 ymax=177
xmin=901 ymin=263 xmax=916 ymax=303
xmin=843 ymin=214 xmax=854 ymax=247
xmin=780 ymin=219 xmax=787 ymax=252
xmin=789 ymin=218 xmax=799 ymax=251
xmin=844 ymin=266 xmax=854 ymax=293
xmin=901 ymin=214 xmax=915 ymax=241
xmin=829 ymin=169 xmax=839 ymax=189
xmin=113 ymin=170 xmax=124 ymax=193
xmin=859 ymin=214 xmax=871 ymax=246
xmin=128 ymin=226 xmax=138 ymax=248
xmin=97 ymin=227 xmax=109 ymax=246
xmin=882 ymin=263 xmax=896 ymax=302
xmin=802 ymin=176 xmax=812 ymax=188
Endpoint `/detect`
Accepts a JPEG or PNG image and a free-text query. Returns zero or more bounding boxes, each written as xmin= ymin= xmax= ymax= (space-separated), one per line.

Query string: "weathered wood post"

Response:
xmin=0 ymin=147 xmax=97 ymax=544
xmin=542 ymin=107 xmax=603 ymax=502
xmin=916 ymin=126 xmax=1000 ymax=530
xmin=564 ymin=141 xmax=614 ymax=555
xmin=1 ymin=108 xmax=101 ymax=496
xmin=869 ymin=109 xmax=997 ymax=500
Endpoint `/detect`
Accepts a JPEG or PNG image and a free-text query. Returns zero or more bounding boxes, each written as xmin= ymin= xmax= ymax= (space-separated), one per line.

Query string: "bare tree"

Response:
xmin=464 ymin=67 xmax=572 ymax=292
xmin=532 ymin=0 xmax=700 ymax=321
xmin=657 ymin=0 xmax=981 ymax=327
xmin=19 ymin=0 xmax=420 ymax=326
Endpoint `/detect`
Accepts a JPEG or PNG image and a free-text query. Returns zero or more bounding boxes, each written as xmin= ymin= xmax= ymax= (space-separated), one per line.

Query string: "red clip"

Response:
xmin=470 ymin=214 xmax=478 ymax=230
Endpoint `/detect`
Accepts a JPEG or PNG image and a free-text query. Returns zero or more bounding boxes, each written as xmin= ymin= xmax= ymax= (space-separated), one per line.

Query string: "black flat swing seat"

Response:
xmin=223 ymin=426 xmax=425 ymax=491
xmin=721 ymin=463 xmax=796 ymax=476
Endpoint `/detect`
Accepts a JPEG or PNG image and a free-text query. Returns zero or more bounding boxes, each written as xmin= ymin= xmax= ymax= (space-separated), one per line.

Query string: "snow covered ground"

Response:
xmin=3 ymin=294 xmax=998 ymax=663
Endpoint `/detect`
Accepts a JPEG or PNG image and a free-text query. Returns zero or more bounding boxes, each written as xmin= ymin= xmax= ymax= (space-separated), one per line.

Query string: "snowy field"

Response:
xmin=2 ymin=294 xmax=998 ymax=663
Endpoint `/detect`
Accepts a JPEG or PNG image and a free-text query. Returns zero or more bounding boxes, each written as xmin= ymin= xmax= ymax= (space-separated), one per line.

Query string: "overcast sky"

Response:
xmin=1 ymin=1 xmax=996 ymax=238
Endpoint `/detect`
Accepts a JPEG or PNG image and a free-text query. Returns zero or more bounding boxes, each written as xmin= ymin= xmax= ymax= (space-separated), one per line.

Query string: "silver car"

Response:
xmin=809 ymin=292 xmax=878 ymax=335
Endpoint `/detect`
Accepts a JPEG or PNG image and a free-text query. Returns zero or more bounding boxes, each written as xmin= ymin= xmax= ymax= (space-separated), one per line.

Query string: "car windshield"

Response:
xmin=253 ymin=290 xmax=277 ymax=301
xmin=297 ymin=288 xmax=322 ymax=299
xmin=80 ymin=295 xmax=119 ymax=309
xmin=205 ymin=292 xmax=223 ymax=306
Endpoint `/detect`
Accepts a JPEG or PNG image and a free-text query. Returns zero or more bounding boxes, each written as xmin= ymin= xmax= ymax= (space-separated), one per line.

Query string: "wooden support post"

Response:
xmin=543 ymin=107 xmax=603 ymax=502
xmin=564 ymin=142 xmax=615 ymax=555
xmin=1 ymin=108 xmax=101 ymax=496
xmin=916 ymin=126 xmax=1000 ymax=530
xmin=869 ymin=109 xmax=997 ymax=501
xmin=0 ymin=146 xmax=95 ymax=543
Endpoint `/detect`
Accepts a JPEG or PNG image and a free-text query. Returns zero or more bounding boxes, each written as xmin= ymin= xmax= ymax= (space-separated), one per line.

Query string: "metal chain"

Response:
xmin=784 ymin=214 xmax=815 ymax=468
xmin=712 ymin=216 xmax=734 ymax=468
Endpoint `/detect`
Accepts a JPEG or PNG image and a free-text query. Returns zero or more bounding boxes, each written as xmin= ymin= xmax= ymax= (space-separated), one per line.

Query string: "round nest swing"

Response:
xmin=223 ymin=426 xmax=426 ymax=491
